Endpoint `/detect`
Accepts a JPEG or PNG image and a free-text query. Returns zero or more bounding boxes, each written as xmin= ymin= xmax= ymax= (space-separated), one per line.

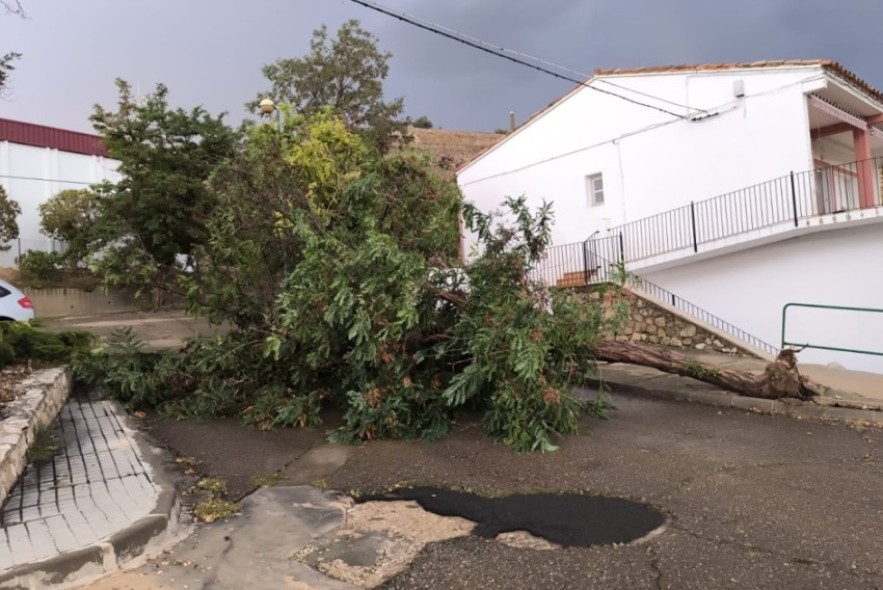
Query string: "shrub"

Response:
xmin=0 ymin=322 xmax=93 ymax=370
xmin=16 ymin=250 xmax=64 ymax=281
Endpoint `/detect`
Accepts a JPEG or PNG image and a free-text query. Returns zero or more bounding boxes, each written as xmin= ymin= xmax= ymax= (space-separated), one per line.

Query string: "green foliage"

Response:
xmin=191 ymin=110 xmax=460 ymax=328
xmin=27 ymin=427 xmax=58 ymax=465
xmin=89 ymin=80 xmax=238 ymax=297
xmin=39 ymin=189 xmax=102 ymax=266
xmin=72 ymin=328 xmax=162 ymax=407
xmin=411 ymin=116 xmax=433 ymax=129
xmin=0 ymin=322 xmax=92 ymax=370
xmin=684 ymin=360 xmax=721 ymax=379
xmin=253 ymin=20 xmax=407 ymax=153
xmin=76 ymin=111 xmax=618 ymax=453
xmin=0 ymin=185 xmax=20 ymax=251
xmin=0 ymin=51 xmax=20 ymax=95
xmin=16 ymin=250 xmax=64 ymax=281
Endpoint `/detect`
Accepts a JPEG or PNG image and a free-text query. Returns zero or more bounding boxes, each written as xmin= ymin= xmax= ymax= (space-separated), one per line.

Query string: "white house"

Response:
xmin=0 ymin=118 xmax=119 ymax=266
xmin=458 ymin=60 xmax=883 ymax=373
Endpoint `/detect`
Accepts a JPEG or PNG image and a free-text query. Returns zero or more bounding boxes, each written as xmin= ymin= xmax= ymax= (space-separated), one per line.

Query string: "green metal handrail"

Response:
xmin=781 ymin=303 xmax=883 ymax=357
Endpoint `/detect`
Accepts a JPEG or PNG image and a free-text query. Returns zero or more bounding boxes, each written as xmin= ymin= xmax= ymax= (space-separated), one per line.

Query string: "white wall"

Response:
xmin=642 ymin=221 xmax=883 ymax=373
xmin=459 ymin=66 xmax=826 ymax=254
xmin=0 ymin=141 xmax=119 ymax=266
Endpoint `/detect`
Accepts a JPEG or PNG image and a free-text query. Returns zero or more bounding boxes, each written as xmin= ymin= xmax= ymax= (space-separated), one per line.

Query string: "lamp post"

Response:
xmin=259 ymin=98 xmax=282 ymax=131
xmin=259 ymin=97 xmax=288 ymax=274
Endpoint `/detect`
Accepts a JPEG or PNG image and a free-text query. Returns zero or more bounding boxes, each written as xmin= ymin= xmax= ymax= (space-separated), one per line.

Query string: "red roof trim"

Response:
xmin=0 ymin=118 xmax=108 ymax=157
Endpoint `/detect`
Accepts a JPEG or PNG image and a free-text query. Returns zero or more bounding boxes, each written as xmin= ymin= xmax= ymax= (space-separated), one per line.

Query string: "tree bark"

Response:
xmin=593 ymin=341 xmax=824 ymax=401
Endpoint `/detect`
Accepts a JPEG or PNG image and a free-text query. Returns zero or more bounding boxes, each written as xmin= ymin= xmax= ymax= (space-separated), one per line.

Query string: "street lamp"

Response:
xmin=259 ymin=98 xmax=282 ymax=131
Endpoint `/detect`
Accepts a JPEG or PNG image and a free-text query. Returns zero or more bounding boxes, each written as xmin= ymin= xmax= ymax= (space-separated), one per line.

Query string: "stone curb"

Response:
xmin=586 ymin=375 xmax=883 ymax=426
xmin=0 ymin=401 xmax=183 ymax=589
xmin=0 ymin=368 xmax=71 ymax=508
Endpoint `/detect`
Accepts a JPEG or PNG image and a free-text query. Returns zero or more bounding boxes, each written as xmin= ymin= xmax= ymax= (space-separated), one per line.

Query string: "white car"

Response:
xmin=0 ymin=279 xmax=35 ymax=321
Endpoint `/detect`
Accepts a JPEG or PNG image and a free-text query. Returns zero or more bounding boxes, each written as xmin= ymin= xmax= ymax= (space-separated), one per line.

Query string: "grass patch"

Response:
xmin=251 ymin=473 xmax=286 ymax=488
xmin=27 ymin=427 xmax=59 ymax=465
xmin=193 ymin=498 xmax=239 ymax=523
xmin=196 ymin=477 xmax=227 ymax=494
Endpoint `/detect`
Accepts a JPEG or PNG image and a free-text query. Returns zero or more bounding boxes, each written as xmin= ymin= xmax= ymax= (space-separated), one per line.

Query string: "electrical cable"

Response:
xmin=459 ymin=74 xmax=827 ymax=186
xmin=347 ymin=0 xmax=689 ymax=119
xmin=0 ymin=173 xmax=102 ymax=185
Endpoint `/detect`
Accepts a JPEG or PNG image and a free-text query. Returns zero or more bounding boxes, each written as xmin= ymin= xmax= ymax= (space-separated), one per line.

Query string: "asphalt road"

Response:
xmin=92 ymin=392 xmax=883 ymax=590
xmin=328 ymin=394 xmax=883 ymax=590
xmin=57 ymin=310 xmax=883 ymax=589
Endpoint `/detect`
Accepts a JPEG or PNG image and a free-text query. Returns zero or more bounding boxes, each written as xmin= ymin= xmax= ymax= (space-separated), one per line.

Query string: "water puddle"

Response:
xmin=362 ymin=486 xmax=665 ymax=548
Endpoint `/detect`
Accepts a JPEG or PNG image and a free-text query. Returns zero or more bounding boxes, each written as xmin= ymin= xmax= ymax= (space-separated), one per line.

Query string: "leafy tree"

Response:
xmin=78 ymin=111 xmax=615 ymax=453
xmin=252 ymin=20 xmax=407 ymax=153
xmin=0 ymin=1 xmax=24 ymax=95
xmin=191 ymin=108 xmax=460 ymax=328
xmin=0 ymin=185 xmax=20 ymax=250
xmin=0 ymin=52 xmax=20 ymax=96
xmin=39 ymin=189 xmax=101 ymax=266
xmin=411 ymin=116 xmax=433 ymax=129
xmin=89 ymin=80 xmax=237 ymax=298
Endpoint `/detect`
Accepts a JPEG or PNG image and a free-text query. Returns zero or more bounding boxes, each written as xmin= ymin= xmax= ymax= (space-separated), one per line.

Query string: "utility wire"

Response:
xmin=460 ymin=74 xmax=824 ymax=186
xmin=0 ymin=173 xmax=105 ymax=185
xmin=348 ymin=0 xmax=688 ymax=119
xmin=595 ymin=78 xmax=706 ymax=113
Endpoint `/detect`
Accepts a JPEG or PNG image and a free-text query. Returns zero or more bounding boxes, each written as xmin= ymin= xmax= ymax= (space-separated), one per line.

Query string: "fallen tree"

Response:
xmin=592 ymin=341 xmax=824 ymax=400
xmin=74 ymin=109 xmax=823 ymax=455
xmin=435 ymin=288 xmax=823 ymax=402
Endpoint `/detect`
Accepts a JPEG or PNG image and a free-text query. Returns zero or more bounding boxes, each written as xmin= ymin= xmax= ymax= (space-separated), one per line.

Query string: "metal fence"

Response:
xmin=531 ymin=237 xmax=780 ymax=356
xmin=527 ymin=157 xmax=883 ymax=356
xmin=608 ymin=156 xmax=883 ymax=264
xmin=0 ymin=237 xmax=67 ymax=268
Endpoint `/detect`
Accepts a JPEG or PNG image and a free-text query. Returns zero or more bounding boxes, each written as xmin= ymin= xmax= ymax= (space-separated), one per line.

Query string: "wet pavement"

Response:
xmin=0 ymin=399 xmax=162 ymax=572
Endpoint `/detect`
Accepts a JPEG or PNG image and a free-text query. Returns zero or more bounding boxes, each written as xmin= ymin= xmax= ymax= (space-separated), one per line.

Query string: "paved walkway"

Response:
xmin=0 ymin=398 xmax=177 ymax=585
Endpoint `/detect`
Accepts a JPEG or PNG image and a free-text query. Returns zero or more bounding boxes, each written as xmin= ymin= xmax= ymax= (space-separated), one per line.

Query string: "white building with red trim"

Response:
xmin=0 ymin=118 xmax=119 ymax=265
xmin=458 ymin=60 xmax=883 ymax=372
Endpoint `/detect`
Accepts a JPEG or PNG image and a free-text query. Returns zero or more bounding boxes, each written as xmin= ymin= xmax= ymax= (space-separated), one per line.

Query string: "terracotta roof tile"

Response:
xmin=594 ymin=59 xmax=883 ymax=105
xmin=459 ymin=60 xmax=883 ymax=173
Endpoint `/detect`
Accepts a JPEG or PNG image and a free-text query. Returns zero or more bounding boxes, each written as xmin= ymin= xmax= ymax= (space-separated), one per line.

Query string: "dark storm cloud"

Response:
xmin=3 ymin=1 xmax=883 ymax=134
xmin=367 ymin=0 xmax=883 ymax=130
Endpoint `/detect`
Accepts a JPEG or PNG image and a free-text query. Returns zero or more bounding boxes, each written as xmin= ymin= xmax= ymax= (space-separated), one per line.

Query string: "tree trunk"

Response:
xmin=593 ymin=341 xmax=824 ymax=401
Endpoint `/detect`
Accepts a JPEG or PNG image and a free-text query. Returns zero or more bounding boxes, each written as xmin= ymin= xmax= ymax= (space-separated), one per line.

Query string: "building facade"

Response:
xmin=0 ymin=118 xmax=119 ymax=266
xmin=458 ymin=61 xmax=883 ymax=373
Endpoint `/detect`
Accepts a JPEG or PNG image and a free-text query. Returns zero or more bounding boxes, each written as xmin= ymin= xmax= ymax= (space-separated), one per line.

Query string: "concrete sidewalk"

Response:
xmin=0 ymin=399 xmax=180 ymax=588
xmin=591 ymin=350 xmax=883 ymax=424
xmin=44 ymin=310 xmax=223 ymax=350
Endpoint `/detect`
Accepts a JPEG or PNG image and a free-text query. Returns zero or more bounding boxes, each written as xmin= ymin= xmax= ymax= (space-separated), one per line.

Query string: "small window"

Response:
xmin=586 ymin=173 xmax=604 ymax=206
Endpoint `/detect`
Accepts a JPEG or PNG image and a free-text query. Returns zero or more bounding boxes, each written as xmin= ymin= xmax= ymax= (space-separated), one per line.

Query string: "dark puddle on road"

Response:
xmin=361 ymin=486 xmax=665 ymax=548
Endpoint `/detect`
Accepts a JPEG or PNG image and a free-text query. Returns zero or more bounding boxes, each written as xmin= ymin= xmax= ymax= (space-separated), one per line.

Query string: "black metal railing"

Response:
xmin=531 ymin=237 xmax=780 ymax=355
xmin=629 ymin=275 xmax=779 ymax=356
xmin=528 ymin=156 xmax=883 ymax=354
xmin=609 ymin=156 xmax=883 ymax=264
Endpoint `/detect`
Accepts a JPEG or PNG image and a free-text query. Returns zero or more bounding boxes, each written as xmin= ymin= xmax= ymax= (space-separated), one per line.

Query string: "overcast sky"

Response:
xmin=3 ymin=0 xmax=883 ymax=134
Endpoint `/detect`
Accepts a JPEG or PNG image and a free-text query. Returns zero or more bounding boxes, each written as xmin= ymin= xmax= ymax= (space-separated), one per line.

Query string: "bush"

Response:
xmin=0 ymin=322 xmax=93 ymax=370
xmin=16 ymin=250 xmax=64 ymax=281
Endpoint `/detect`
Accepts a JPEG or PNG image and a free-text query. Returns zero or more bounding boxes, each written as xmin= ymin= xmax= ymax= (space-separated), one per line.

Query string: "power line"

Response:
xmin=595 ymin=78 xmax=706 ymax=113
xmin=460 ymin=74 xmax=824 ymax=186
xmin=347 ymin=0 xmax=689 ymax=119
xmin=0 ymin=173 xmax=106 ymax=186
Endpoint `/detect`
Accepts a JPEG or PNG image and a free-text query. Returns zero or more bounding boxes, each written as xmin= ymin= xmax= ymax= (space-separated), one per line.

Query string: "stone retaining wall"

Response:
xmin=0 ymin=369 xmax=71 ymax=506
xmin=578 ymin=287 xmax=758 ymax=357
xmin=25 ymin=288 xmax=142 ymax=319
